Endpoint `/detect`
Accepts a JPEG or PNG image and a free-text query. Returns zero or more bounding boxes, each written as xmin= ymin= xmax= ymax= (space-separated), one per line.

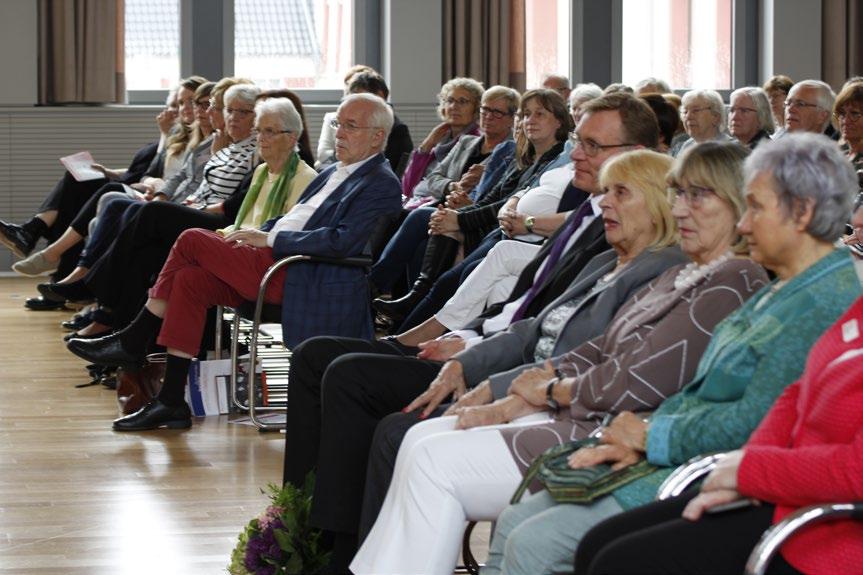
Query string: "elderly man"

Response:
xmin=67 ymin=93 xmax=402 ymax=431
xmin=780 ymin=79 xmax=836 ymax=136
xmin=542 ymin=74 xmax=572 ymax=101
xmin=280 ymin=92 xmax=663 ymax=573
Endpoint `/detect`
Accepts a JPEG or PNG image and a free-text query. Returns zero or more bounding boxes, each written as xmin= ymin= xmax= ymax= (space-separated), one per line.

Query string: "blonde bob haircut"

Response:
xmin=599 ymin=149 xmax=677 ymax=251
xmin=667 ymin=141 xmax=750 ymax=254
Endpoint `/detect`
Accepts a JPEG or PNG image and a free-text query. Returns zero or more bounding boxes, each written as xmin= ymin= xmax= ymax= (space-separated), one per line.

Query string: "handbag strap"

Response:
xmin=509 ymin=438 xmax=597 ymax=504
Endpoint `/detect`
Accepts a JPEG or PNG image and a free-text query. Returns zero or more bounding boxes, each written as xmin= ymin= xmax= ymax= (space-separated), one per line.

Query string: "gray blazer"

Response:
xmin=412 ymin=135 xmax=483 ymax=201
xmin=453 ymin=245 xmax=689 ymax=398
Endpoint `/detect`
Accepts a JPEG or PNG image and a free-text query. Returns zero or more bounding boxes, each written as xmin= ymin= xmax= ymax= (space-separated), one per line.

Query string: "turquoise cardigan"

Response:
xmin=613 ymin=249 xmax=862 ymax=510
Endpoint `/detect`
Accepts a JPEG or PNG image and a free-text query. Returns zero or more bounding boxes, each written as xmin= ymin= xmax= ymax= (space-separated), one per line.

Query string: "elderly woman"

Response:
xmin=368 ymin=86 xmax=518 ymax=300
xmin=763 ymin=74 xmax=794 ymax=134
xmin=568 ymin=83 xmax=603 ymax=126
xmin=579 ymin=201 xmax=863 ymax=575
xmin=728 ymin=87 xmax=775 ymax=149
xmin=673 ymin=89 xmax=733 ymax=156
xmin=374 ymin=89 xmax=572 ymax=325
xmin=401 ymin=77 xmax=484 ymax=200
xmin=835 ymin=81 xmax=863 ymax=175
xmin=67 ymin=96 xmax=320 ymax=429
xmin=351 ymin=143 xmax=769 ymax=575
xmin=484 ymin=133 xmax=861 ymax=575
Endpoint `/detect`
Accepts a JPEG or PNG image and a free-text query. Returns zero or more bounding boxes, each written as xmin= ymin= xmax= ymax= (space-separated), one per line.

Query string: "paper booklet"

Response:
xmin=60 ymin=151 xmax=104 ymax=182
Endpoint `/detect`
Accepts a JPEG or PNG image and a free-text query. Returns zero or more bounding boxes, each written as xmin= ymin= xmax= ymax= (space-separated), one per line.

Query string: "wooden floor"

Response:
xmin=0 ymin=277 xmax=285 ymax=574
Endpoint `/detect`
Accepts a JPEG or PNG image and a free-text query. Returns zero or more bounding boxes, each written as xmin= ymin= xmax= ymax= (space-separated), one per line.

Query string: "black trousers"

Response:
xmin=577 ymin=492 xmax=801 ymax=575
xmin=282 ymin=336 xmax=443 ymax=536
xmin=85 ymin=201 xmax=227 ymax=327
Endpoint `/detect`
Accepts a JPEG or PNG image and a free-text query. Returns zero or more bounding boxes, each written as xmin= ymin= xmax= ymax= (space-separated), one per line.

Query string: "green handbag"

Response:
xmin=510 ymin=437 xmax=656 ymax=505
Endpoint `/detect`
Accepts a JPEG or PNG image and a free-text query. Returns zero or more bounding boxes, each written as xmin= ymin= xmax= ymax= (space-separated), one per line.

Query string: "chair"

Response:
xmin=222 ymin=213 xmax=398 ymax=430
xmin=657 ymin=453 xmax=863 ymax=575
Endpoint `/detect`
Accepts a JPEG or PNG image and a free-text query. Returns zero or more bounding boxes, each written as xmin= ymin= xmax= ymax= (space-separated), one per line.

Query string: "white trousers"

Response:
xmin=351 ymin=413 xmax=551 ymax=575
xmin=435 ymin=240 xmax=541 ymax=331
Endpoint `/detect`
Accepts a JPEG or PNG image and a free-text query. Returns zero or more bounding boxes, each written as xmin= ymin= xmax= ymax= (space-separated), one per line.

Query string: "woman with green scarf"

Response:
xmin=220 ymin=98 xmax=318 ymax=234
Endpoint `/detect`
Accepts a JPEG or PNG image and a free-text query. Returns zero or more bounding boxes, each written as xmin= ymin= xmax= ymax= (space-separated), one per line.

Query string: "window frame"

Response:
xmin=126 ymin=0 xmax=379 ymax=105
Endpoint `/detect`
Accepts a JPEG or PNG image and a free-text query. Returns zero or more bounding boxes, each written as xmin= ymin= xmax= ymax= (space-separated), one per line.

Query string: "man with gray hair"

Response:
xmin=542 ymin=73 xmax=571 ymax=101
xmin=780 ymin=79 xmax=836 ymax=136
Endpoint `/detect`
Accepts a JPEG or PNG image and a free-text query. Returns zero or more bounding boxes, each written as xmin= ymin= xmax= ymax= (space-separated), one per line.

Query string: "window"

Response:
xmin=234 ymin=0 xmax=354 ymax=90
xmin=124 ymin=0 xmax=180 ymax=91
xmin=524 ymin=0 xmax=570 ymax=89
xmin=621 ymin=0 xmax=732 ymax=90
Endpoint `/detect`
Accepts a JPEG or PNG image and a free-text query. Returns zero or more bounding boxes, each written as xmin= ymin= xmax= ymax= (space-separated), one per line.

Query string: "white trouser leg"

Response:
xmin=351 ymin=414 xmax=551 ymax=575
xmin=435 ymin=240 xmax=541 ymax=331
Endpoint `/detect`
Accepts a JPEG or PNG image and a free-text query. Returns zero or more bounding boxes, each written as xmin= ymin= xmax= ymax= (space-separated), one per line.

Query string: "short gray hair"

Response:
xmin=340 ymin=92 xmax=394 ymax=140
xmin=790 ymin=80 xmax=836 ymax=131
xmin=744 ymin=133 xmax=856 ymax=242
xmin=569 ymin=83 xmax=603 ymax=107
xmin=255 ymin=97 xmax=303 ymax=138
xmin=224 ymin=84 xmax=262 ymax=108
xmin=682 ymin=89 xmax=727 ymax=131
xmin=730 ymin=87 xmax=776 ymax=134
xmin=438 ymin=77 xmax=484 ymax=120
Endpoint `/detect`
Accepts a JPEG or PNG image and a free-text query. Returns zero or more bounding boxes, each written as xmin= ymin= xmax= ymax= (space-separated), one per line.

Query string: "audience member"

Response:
xmin=781 ymin=79 xmax=835 ymax=136
xmin=567 ymin=83 xmax=603 ymax=126
xmin=763 ymin=74 xmax=794 ymax=133
xmin=542 ymin=74 xmax=571 ymax=101
xmin=634 ymin=77 xmax=672 ymax=95
xmin=674 ymin=89 xmax=732 ymax=155
xmin=728 ymin=86 xmax=775 ymax=149
xmin=315 ymin=64 xmax=376 ymax=169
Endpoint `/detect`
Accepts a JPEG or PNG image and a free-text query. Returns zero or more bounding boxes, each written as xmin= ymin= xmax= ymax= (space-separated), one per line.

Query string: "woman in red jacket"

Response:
xmin=575 ymin=287 xmax=863 ymax=575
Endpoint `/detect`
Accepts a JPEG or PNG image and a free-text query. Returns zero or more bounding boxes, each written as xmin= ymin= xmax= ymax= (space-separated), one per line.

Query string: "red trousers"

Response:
xmin=149 ymin=228 xmax=285 ymax=356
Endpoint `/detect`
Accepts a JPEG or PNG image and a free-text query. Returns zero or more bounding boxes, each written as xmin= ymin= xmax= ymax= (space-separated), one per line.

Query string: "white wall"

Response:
xmin=760 ymin=0 xmax=822 ymax=82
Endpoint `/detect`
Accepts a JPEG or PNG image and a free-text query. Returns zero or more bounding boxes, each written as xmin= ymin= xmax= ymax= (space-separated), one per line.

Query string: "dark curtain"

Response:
xmin=443 ymin=0 xmax=526 ymax=92
xmin=38 ymin=0 xmax=125 ymax=104
xmin=822 ymin=0 xmax=863 ymax=90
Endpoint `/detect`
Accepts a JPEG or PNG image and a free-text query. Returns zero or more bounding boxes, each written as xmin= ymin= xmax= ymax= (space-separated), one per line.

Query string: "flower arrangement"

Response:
xmin=228 ymin=474 xmax=330 ymax=575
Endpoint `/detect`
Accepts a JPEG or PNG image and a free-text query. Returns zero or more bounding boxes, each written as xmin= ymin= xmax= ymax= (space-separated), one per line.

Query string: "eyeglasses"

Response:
xmin=784 ymin=99 xmax=820 ymax=110
xmin=256 ymin=128 xmax=292 ymax=139
xmin=194 ymin=100 xmax=210 ymax=111
xmin=225 ymin=107 xmax=255 ymax=117
xmin=443 ymin=96 xmax=473 ymax=107
xmin=729 ymin=106 xmax=757 ymax=114
xmin=682 ymin=106 xmax=712 ymax=115
xmin=569 ymin=134 xmax=634 ymax=157
xmin=835 ymin=110 xmax=863 ymax=122
xmin=673 ymin=185 xmax=716 ymax=207
xmin=329 ymin=118 xmax=379 ymax=133
xmin=479 ymin=106 xmax=511 ymax=120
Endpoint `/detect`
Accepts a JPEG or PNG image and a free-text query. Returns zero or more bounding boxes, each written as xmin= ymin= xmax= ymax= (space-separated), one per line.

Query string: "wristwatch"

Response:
xmin=545 ymin=377 xmax=560 ymax=412
xmin=524 ymin=215 xmax=536 ymax=233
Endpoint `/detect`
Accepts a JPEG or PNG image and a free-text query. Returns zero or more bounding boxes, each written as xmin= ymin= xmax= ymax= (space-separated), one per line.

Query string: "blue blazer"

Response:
xmin=261 ymin=153 xmax=402 ymax=348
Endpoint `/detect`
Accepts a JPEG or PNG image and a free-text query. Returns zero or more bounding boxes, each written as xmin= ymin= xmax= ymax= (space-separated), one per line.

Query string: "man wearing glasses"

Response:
xmin=778 ymin=79 xmax=836 ymax=137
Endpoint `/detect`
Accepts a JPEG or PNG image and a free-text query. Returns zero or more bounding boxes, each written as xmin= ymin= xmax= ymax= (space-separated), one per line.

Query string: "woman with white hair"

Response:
xmin=674 ymin=89 xmax=733 ymax=156
xmin=728 ymin=86 xmax=775 ymax=149
xmin=568 ymin=83 xmax=603 ymax=126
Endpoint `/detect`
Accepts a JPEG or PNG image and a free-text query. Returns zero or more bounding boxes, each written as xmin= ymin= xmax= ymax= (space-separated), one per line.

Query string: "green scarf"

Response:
xmin=233 ymin=152 xmax=300 ymax=229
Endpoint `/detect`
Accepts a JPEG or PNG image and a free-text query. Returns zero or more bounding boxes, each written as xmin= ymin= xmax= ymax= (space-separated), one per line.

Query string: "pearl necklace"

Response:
xmin=673 ymin=250 xmax=734 ymax=291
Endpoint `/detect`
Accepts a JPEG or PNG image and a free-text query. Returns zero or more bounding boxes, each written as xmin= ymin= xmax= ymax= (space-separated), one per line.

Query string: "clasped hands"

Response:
xmin=224 ymin=229 xmax=270 ymax=248
xmin=567 ymin=411 xmax=649 ymax=471
xmin=498 ymin=208 xmax=528 ymax=238
xmin=428 ymin=206 xmax=460 ymax=235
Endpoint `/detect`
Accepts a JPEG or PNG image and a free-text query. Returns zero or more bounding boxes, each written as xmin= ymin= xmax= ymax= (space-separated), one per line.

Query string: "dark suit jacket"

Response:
xmin=262 ymin=153 xmax=402 ymax=348
xmin=464 ymin=206 xmax=609 ymax=334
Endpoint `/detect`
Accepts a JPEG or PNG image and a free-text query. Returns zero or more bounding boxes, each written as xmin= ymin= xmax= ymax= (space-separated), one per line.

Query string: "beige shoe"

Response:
xmin=11 ymin=250 xmax=57 ymax=276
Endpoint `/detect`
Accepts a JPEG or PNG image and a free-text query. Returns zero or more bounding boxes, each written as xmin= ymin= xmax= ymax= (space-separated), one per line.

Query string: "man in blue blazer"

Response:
xmin=67 ymin=93 xmax=402 ymax=432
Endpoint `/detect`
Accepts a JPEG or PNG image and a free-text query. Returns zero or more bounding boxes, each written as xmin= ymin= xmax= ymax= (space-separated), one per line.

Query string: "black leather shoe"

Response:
xmin=39 ymin=280 xmax=93 ymax=304
xmin=113 ymin=399 xmax=192 ymax=431
xmin=24 ymin=296 xmax=66 ymax=311
xmin=67 ymin=332 xmax=145 ymax=368
xmin=0 ymin=220 xmax=36 ymax=258
xmin=61 ymin=310 xmax=95 ymax=331
xmin=63 ymin=329 xmax=110 ymax=342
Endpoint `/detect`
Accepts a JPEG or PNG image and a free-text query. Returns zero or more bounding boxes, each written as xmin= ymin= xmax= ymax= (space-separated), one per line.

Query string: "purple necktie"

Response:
xmin=511 ymin=199 xmax=595 ymax=322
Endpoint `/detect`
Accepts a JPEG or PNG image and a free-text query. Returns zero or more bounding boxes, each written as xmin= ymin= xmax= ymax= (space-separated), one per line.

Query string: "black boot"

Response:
xmin=372 ymin=235 xmax=459 ymax=322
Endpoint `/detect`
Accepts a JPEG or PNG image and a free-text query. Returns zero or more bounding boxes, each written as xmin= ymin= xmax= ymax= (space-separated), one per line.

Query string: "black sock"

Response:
xmin=157 ymin=354 xmax=191 ymax=406
xmin=119 ymin=306 xmax=163 ymax=353
xmin=22 ymin=217 xmax=49 ymax=239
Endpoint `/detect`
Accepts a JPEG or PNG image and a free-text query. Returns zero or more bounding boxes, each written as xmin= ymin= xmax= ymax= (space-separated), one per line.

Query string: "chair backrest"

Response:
xmin=364 ymin=211 xmax=402 ymax=263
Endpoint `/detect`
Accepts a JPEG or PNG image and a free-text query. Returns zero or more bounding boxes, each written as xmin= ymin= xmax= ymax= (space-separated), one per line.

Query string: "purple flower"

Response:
xmin=244 ymin=519 xmax=286 ymax=575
